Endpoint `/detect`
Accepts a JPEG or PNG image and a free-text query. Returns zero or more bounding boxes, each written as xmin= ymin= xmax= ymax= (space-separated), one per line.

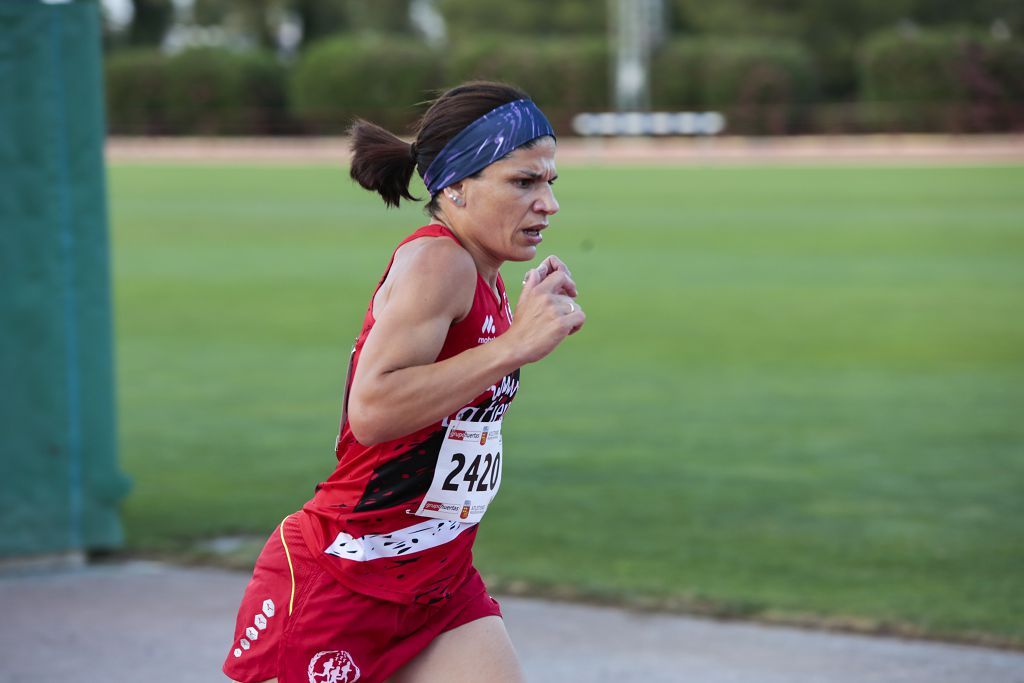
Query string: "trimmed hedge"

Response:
xmin=289 ymin=35 xmax=446 ymax=134
xmin=105 ymin=49 xmax=170 ymax=134
xmin=446 ymin=37 xmax=609 ymax=133
xmin=860 ymin=28 xmax=1024 ymax=132
xmin=651 ymin=37 xmax=818 ymax=134
xmin=105 ymin=48 xmax=288 ymax=134
xmin=103 ymin=31 xmax=1021 ymax=136
xmin=163 ymin=48 xmax=288 ymax=134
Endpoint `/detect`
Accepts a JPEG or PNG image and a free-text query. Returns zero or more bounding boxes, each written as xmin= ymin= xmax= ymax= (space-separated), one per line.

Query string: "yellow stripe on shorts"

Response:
xmin=279 ymin=514 xmax=296 ymax=616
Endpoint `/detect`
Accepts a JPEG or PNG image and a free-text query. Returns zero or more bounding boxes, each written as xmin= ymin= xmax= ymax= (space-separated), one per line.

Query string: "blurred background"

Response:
xmin=99 ymin=0 xmax=1024 ymax=136
xmin=2 ymin=0 xmax=1023 ymax=665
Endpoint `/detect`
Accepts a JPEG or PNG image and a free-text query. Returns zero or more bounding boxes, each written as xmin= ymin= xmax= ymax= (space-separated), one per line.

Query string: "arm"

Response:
xmin=348 ymin=239 xmax=585 ymax=445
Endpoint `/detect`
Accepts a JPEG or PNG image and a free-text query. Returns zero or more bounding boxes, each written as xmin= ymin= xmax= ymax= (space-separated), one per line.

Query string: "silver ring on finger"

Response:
xmin=567 ymin=302 xmax=576 ymax=315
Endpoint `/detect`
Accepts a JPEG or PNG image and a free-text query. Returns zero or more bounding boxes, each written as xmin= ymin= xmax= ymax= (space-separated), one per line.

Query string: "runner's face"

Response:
xmin=457 ymin=136 xmax=559 ymax=265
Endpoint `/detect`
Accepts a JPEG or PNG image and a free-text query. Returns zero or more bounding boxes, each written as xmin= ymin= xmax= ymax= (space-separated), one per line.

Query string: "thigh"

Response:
xmin=389 ymin=616 xmax=525 ymax=683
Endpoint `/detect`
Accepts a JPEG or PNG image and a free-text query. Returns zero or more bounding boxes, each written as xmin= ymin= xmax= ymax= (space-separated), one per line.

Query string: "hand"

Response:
xmin=504 ymin=257 xmax=586 ymax=364
xmin=524 ymin=254 xmax=578 ymax=298
xmin=529 ymin=254 xmax=583 ymax=335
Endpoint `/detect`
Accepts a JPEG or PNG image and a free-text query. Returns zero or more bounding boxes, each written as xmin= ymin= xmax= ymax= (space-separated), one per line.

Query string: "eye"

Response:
xmin=513 ymin=178 xmax=533 ymax=188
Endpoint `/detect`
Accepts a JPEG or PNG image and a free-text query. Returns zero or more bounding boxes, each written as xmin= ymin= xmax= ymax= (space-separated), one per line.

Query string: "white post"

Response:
xmin=610 ymin=0 xmax=663 ymax=112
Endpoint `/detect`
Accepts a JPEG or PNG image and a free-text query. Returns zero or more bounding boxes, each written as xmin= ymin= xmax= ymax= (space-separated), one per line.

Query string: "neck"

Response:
xmin=432 ymin=214 xmax=500 ymax=289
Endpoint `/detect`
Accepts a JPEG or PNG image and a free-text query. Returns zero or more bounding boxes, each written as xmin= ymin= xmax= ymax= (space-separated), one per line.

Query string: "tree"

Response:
xmin=293 ymin=0 xmax=349 ymax=45
xmin=438 ymin=0 xmax=605 ymax=37
xmin=127 ymin=0 xmax=174 ymax=46
xmin=189 ymin=0 xmax=411 ymax=50
xmin=666 ymin=0 xmax=1022 ymax=99
xmin=667 ymin=0 xmax=913 ymax=98
xmin=344 ymin=0 xmax=414 ymax=35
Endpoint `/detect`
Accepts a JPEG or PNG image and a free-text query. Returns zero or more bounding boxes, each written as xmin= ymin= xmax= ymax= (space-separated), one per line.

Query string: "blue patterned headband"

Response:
xmin=422 ymin=99 xmax=555 ymax=197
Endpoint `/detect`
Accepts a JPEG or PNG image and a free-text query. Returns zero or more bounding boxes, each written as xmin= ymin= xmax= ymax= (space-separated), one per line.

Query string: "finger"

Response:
xmin=543 ymin=256 xmax=577 ymax=297
xmin=532 ymin=269 xmax=573 ymax=296
xmin=551 ymin=295 xmax=579 ymax=320
xmin=543 ymin=255 xmax=572 ymax=280
xmin=566 ymin=303 xmax=585 ymax=335
xmin=541 ymin=270 xmax=577 ymax=299
xmin=535 ymin=255 xmax=573 ymax=281
xmin=560 ymin=276 xmax=578 ymax=299
xmin=519 ymin=268 xmax=541 ymax=298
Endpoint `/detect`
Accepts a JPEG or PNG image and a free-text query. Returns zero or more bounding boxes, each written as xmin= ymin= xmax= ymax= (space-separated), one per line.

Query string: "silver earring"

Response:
xmin=447 ymin=191 xmax=463 ymax=206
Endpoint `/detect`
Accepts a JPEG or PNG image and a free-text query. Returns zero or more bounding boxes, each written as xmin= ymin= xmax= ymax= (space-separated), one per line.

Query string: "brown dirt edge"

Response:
xmin=107 ymin=134 xmax=1024 ymax=166
xmin=113 ymin=546 xmax=1023 ymax=652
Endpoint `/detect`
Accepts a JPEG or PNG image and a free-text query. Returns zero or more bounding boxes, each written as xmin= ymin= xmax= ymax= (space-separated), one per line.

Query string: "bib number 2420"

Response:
xmin=416 ymin=419 xmax=503 ymax=524
xmin=442 ymin=451 xmax=501 ymax=493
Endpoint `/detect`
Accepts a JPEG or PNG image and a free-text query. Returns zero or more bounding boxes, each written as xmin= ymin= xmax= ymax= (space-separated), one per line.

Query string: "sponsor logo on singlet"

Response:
xmin=443 ymin=369 xmax=520 ymax=425
xmin=308 ymin=650 xmax=360 ymax=683
xmin=478 ymin=314 xmax=498 ymax=344
xmin=448 ymin=429 xmax=467 ymax=441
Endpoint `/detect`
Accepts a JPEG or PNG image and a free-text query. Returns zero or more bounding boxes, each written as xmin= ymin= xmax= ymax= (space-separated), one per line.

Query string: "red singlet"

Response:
xmin=298 ymin=224 xmax=520 ymax=605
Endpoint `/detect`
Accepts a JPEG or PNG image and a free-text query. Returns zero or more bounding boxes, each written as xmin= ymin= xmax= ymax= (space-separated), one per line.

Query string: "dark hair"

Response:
xmin=348 ymin=81 xmax=530 ymax=211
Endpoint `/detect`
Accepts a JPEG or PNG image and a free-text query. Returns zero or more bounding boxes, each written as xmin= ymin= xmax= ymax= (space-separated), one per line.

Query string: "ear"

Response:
xmin=446 ymin=181 xmax=466 ymax=207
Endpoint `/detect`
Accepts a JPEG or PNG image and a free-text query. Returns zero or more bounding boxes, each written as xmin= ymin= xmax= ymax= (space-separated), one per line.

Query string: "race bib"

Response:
xmin=415 ymin=419 xmax=502 ymax=524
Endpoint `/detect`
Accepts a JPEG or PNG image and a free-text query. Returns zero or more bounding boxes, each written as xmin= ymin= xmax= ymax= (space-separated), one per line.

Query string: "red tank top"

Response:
xmin=298 ymin=224 xmax=520 ymax=605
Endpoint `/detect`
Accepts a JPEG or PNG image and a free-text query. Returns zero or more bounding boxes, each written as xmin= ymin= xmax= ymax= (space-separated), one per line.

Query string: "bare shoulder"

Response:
xmin=396 ymin=234 xmax=475 ymax=280
xmin=383 ymin=235 xmax=477 ymax=321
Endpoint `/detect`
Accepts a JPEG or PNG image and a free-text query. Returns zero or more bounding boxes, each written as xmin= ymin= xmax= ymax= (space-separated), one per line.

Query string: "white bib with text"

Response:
xmin=415 ymin=419 xmax=503 ymax=524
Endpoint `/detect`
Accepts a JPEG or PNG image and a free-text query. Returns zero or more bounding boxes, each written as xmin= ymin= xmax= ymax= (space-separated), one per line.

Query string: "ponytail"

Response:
xmin=348 ymin=119 xmax=418 ymax=208
xmin=349 ymin=82 xmax=532 ymax=214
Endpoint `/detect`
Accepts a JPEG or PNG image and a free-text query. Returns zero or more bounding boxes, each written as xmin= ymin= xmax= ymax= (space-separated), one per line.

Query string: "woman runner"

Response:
xmin=223 ymin=81 xmax=584 ymax=683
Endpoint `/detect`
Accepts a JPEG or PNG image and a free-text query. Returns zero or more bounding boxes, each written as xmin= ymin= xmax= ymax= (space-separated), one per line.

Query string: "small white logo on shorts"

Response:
xmin=308 ymin=650 xmax=361 ymax=683
xmin=232 ymin=597 xmax=277 ymax=660
xmin=481 ymin=315 xmax=496 ymax=335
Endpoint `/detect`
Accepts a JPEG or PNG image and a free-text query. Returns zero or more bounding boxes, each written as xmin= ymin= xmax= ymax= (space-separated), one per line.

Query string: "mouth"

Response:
xmin=522 ymin=224 xmax=547 ymax=242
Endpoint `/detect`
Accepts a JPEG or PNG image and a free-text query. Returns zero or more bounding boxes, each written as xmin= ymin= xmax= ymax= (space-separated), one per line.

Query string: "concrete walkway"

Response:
xmin=2 ymin=561 xmax=1022 ymax=683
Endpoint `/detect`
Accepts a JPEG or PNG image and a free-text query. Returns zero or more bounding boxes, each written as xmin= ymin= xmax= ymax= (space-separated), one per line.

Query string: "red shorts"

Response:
xmin=223 ymin=514 xmax=502 ymax=683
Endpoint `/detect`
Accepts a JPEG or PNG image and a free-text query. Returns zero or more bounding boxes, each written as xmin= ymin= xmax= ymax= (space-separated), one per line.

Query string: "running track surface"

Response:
xmin=2 ymin=561 xmax=1022 ymax=683
xmin=106 ymin=134 xmax=1024 ymax=166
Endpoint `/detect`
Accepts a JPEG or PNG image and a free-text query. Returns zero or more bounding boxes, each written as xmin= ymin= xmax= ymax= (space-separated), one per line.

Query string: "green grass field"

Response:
xmin=109 ymin=162 xmax=1024 ymax=645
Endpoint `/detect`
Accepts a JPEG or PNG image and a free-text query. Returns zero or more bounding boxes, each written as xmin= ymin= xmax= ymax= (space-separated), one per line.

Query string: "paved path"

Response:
xmin=2 ymin=561 xmax=1022 ymax=683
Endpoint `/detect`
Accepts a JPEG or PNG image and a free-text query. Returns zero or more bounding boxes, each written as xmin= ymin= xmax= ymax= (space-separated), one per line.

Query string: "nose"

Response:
xmin=534 ymin=184 xmax=559 ymax=216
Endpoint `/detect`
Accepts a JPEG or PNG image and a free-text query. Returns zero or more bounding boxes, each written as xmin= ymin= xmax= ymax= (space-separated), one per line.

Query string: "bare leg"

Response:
xmin=389 ymin=616 xmax=525 ymax=683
